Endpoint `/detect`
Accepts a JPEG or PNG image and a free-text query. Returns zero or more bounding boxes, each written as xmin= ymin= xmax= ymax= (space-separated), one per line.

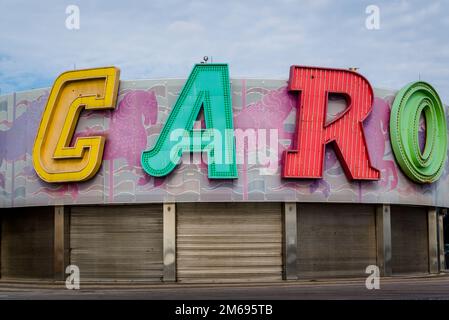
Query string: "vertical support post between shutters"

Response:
xmin=163 ymin=203 xmax=176 ymax=282
xmin=376 ymin=204 xmax=392 ymax=276
xmin=283 ymin=202 xmax=297 ymax=280
xmin=438 ymin=208 xmax=446 ymax=271
xmin=54 ymin=205 xmax=70 ymax=281
xmin=428 ymin=207 xmax=439 ymax=274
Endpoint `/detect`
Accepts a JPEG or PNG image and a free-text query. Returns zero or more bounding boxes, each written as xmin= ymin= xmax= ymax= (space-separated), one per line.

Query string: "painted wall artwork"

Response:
xmin=1 ymin=79 xmax=448 ymax=207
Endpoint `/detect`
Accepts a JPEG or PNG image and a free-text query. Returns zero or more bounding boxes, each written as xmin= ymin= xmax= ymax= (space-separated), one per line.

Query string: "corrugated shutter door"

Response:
xmin=391 ymin=205 xmax=428 ymax=274
xmin=70 ymin=205 xmax=163 ymax=282
xmin=177 ymin=203 xmax=282 ymax=283
xmin=1 ymin=207 xmax=54 ymax=279
xmin=297 ymin=204 xmax=377 ymax=278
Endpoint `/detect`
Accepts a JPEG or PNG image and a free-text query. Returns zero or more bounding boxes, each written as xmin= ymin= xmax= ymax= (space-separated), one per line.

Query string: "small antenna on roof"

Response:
xmin=201 ymin=56 xmax=209 ymax=64
xmin=349 ymin=67 xmax=359 ymax=72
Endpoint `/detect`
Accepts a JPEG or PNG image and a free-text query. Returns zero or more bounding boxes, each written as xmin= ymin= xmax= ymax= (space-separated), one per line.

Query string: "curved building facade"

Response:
xmin=0 ymin=66 xmax=447 ymax=283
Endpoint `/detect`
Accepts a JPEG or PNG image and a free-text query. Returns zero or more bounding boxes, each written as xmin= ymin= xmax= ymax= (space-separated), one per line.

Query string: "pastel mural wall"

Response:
xmin=1 ymin=79 xmax=448 ymax=207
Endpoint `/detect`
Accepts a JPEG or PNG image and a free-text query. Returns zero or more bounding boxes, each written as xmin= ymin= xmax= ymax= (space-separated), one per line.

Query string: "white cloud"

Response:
xmin=0 ymin=0 xmax=448 ymax=103
xmin=167 ymin=20 xmax=205 ymax=34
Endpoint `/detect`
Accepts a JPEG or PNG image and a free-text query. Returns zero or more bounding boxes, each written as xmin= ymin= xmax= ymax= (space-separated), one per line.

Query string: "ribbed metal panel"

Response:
xmin=391 ymin=205 xmax=428 ymax=274
xmin=177 ymin=203 xmax=282 ymax=283
xmin=297 ymin=203 xmax=377 ymax=278
xmin=70 ymin=205 xmax=163 ymax=282
xmin=1 ymin=207 xmax=54 ymax=279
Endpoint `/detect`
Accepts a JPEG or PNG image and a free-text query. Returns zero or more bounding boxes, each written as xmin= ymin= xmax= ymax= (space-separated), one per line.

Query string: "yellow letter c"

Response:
xmin=32 ymin=67 xmax=120 ymax=183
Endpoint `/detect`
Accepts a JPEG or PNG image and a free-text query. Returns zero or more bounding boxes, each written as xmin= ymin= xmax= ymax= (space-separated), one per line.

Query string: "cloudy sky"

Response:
xmin=0 ymin=0 xmax=448 ymax=102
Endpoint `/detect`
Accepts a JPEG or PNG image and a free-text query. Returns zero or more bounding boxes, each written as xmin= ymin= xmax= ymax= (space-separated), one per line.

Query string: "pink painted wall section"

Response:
xmin=0 ymin=79 xmax=447 ymax=207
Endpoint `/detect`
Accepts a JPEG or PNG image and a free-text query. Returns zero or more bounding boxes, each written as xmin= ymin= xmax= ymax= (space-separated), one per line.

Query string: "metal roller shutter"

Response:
xmin=1 ymin=207 xmax=54 ymax=279
xmin=70 ymin=205 xmax=163 ymax=282
xmin=391 ymin=205 xmax=428 ymax=274
xmin=297 ymin=204 xmax=377 ymax=278
xmin=177 ymin=203 xmax=282 ymax=283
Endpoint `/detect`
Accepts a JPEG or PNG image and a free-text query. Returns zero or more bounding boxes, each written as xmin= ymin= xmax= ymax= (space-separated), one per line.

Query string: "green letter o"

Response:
xmin=390 ymin=81 xmax=447 ymax=183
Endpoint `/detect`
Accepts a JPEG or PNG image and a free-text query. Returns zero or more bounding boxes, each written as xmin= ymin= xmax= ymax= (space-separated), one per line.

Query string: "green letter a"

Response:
xmin=141 ymin=64 xmax=237 ymax=179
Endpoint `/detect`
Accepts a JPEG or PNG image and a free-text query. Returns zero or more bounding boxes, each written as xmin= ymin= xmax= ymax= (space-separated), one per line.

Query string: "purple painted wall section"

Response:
xmin=0 ymin=79 xmax=447 ymax=207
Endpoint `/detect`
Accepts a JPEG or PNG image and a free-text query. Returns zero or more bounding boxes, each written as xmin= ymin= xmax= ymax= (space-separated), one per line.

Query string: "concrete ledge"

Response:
xmin=1 ymin=273 xmax=449 ymax=290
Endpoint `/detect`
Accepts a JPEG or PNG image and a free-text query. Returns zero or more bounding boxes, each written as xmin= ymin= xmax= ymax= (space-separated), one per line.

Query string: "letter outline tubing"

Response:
xmin=283 ymin=66 xmax=380 ymax=180
xmin=390 ymin=81 xmax=447 ymax=183
xmin=141 ymin=64 xmax=237 ymax=179
xmin=33 ymin=67 xmax=120 ymax=183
